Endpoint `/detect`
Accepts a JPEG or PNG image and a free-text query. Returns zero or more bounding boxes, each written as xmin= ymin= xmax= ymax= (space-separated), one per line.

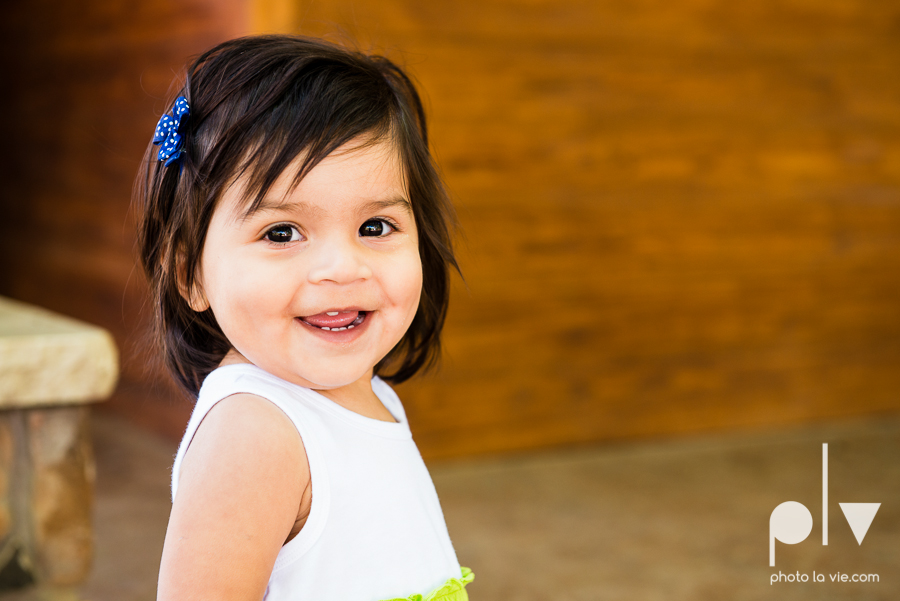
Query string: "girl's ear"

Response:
xmin=175 ymin=253 xmax=210 ymax=313
xmin=186 ymin=283 xmax=210 ymax=313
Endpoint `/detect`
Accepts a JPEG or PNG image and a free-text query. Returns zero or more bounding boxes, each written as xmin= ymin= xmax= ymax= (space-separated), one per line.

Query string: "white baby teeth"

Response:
xmin=321 ymin=327 xmax=331 ymax=331
xmin=326 ymin=311 xmax=339 ymax=316
xmin=347 ymin=325 xmax=355 ymax=329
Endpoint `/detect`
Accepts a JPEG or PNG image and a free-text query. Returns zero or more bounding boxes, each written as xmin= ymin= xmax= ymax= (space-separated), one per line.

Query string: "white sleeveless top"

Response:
xmin=171 ymin=364 xmax=463 ymax=601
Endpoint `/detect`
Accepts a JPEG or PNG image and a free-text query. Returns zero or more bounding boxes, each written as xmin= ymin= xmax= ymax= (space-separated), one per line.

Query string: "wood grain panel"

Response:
xmin=0 ymin=0 xmax=250 ymax=431
xmin=276 ymin=0 xmax=900 ymax=457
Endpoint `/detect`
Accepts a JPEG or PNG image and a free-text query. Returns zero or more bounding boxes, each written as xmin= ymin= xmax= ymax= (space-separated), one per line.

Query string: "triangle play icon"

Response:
xmin=839 ymin=503 xmax=880 ymax=545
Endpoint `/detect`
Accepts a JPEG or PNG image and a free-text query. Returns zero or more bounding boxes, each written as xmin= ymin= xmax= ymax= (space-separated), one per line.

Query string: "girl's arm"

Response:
xmin=157 ymin=393 xmax=309 ymax=601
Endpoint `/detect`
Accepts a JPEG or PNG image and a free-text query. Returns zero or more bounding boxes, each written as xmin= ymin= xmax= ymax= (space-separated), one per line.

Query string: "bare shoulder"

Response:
xmin=183 ymin=393 xmax=308 ymax=482
xmin=158 ymin=393 xmax=309 ymax=600
xmin=177 ymin=392 xmax=311 ymax=517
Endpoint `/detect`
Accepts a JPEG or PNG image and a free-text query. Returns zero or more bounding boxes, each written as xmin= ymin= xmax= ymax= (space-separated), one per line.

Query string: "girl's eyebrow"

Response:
xmin=243 ymin=199 xmax=325 ymax=221
xmin=359 ymin=198 xmax=413 ymax=216
xmin=243 ymin=197 xmax=412 ymax=221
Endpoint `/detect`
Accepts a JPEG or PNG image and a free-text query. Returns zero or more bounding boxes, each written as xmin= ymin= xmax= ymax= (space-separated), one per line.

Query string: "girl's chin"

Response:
xmin=272 ymin=361 xmax=376 ymax=391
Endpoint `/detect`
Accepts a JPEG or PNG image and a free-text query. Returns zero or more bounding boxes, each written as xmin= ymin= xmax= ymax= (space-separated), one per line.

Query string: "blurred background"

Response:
xmin=0 ymin=0 xmax=898 ymax=600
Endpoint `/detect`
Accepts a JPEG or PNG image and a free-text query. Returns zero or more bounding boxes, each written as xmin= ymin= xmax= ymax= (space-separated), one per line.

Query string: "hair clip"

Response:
xmin=153 ymin=96 xmax=190 ymax=167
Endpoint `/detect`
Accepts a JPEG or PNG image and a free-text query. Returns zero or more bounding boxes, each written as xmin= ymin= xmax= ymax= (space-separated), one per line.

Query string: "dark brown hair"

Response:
xmin=135 ymin=35 xmax=458 ymax=397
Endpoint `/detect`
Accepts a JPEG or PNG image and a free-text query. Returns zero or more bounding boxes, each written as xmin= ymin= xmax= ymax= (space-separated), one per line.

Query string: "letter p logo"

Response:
xmin=769 ymin=501 xmax=813 ymax=567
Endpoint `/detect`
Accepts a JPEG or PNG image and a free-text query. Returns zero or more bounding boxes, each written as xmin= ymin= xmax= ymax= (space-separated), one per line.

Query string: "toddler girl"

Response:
xmin=134 ymin=35 xmax=473 ymax=601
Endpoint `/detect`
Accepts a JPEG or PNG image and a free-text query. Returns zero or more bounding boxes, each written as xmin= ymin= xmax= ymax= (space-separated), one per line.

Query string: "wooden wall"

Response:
xmin=2 ymin=0 xmax=899 ymax=459
xmin=0 ymin=0 xmax=248 ymax=435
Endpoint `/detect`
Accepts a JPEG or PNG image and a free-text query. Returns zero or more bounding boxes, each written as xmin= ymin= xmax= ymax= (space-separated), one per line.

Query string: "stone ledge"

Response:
xmin=0 ymin=407 xmax=95 ymax=588
xmin=0 ymin=298 xmax=118 ymax=408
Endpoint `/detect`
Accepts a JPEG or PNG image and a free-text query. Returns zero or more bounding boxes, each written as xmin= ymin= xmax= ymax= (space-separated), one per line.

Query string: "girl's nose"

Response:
xmin=306 ymin=237 xmax=373 ymax=284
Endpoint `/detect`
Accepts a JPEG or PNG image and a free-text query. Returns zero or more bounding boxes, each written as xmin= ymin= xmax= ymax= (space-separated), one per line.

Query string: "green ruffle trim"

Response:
xmin=381 ymin=567 xmax=474 ymax=601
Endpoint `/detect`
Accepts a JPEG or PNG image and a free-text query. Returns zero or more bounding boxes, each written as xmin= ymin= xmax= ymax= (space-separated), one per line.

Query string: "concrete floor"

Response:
xmin=2 ymin=412 xmax=898 ymax=601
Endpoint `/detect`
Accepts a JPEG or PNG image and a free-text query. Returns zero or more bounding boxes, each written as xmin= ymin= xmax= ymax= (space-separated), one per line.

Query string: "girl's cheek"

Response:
xmin=379 ymin=251 xmax=420 ymax=320
xmin=208 ymin=257 xmax=273 ymax=326
xmin=400 ymin=254 xmax=424 ymax=320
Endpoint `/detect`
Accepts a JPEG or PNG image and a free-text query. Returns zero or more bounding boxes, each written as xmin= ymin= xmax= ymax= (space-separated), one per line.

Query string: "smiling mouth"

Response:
xmin=298 ymin=310 xmax=367 ymax=331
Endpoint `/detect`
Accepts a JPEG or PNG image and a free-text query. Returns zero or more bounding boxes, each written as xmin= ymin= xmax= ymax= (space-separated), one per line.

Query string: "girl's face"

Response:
xmin=194 ymin=138 xmax=422 ymax=391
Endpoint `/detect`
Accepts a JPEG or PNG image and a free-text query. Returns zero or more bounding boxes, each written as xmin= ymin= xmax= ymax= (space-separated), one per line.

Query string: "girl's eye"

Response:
xmin=359 ymin=219 xmax=395 ymax=238
xmin=265 ymin=224 xmax=301 ymax=244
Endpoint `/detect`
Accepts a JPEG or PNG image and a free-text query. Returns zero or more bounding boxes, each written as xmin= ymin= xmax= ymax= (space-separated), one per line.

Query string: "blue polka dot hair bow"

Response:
xmin=152 ymin=96 xmax=190 ymax=167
